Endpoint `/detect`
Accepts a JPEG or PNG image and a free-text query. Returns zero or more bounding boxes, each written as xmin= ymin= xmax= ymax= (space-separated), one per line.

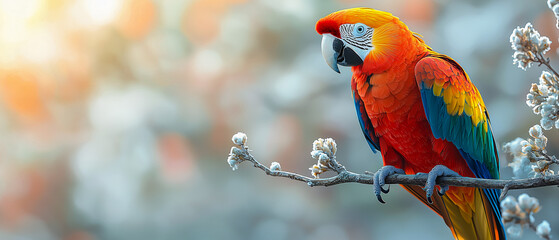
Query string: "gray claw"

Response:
xmin=377 ymin=195 xmax=386 ymax=204
xmin=373 ymin=166 xmax=405 ymax=204
xmin=423 ymin=165 xmax=461 ymax=204
xmin=380 ymin=185 xmax=390 ymax=194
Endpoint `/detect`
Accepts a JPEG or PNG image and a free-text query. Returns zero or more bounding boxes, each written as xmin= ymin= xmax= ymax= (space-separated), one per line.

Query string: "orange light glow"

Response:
xmin=0 ymin=69 xmax=49 ymax=123
xmin=117 ymin=0 xmax=156 ymax=39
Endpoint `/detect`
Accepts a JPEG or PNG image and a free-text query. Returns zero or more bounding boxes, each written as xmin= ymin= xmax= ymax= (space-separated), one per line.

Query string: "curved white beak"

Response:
xmin=321 ymin=34 xmax=340 ymax=73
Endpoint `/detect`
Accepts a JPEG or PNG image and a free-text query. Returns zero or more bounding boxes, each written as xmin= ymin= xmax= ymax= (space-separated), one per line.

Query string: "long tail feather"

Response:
xmin=402 ymin=185 xmax=506 ymax=240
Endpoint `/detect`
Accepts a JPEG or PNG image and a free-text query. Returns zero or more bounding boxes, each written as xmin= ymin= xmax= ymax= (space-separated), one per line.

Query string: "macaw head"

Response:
xmin=316 ymin=8 xmax=403 ymax=73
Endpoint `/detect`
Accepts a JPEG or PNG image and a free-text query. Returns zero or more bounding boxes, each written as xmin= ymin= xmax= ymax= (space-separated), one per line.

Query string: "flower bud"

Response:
xmin=313 ymin=138 xmax=325 ymax=151
xmin=507 ymin=225 xmax=522 ymax=238
xmin=518 ymin=194 xmax=539 ymax=212
xmin=232 ymin=132 xmax=247 ymax=145
xmin=227 ymin=155 xmax=240 ymax=171
xmin=501 ymin=196 xmax=518 ymax=211
xmin=529 ymin=125 xmax=543 ymax=138
xmin=270 ymin=162 xmax=281 ymax=171
xmin=325 ymin=138 xmax=337 ymax=155
xmin=534 ymin=136 xmax=547 ymax=150
xmin=536 ymin=221 xmax=551 ymax=239
xmin=310 ymin=150 xmax=322 ymax=159
xmin=309 ymin=164 xmax=324 ymax=178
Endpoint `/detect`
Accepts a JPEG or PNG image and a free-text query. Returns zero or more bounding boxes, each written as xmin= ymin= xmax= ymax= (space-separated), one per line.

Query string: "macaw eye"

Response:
xmin=353 ymin=23 xmax=368 ymax=37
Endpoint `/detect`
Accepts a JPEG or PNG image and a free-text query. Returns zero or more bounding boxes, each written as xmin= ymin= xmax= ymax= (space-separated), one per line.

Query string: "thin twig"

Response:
xmin=536 ymin=52 xmax=559 ymax=78
xmin=500 ymin=184 xmax=511 ymax=200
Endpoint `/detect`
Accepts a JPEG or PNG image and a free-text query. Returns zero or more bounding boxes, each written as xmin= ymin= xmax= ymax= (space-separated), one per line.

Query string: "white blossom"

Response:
xmin=549 ymin=0 xmax=559 ymax=28
xmin=504 ymin=138 xmax=525 ymax=158
xmin=232 ymin=132 xmax=247 ymax=146
xmin=309 ymin=164 xmax=327 ymax=178
xmin=227 ymin=155 xmax=241 ymax=171
xmin=309 ymin=138 xmax=338 ymax=178
xmin=310 ymin=150 xmax=322 ymax=159
xmin=501 ymin=196 xmax=518 ymax=211
xmin=548 ymin=0 xmax=559 ymax=10
xmin=510 ymin=23 xmax=551 ymax=70
xmin=537 ymin=221 xmax=552 ymax=239
xmin=312 ymin=138 xmax=336 ymax=157
xmin=312 ymin=139 xmax=325 ymax=152
xmin=510 ymin=155 xmax=532 ymax=179
xmin=518 ymin=193 xmax=540 ymax=213
xmin=228 ymin=134 xmax=248 ymax=171
xmin=529 ymin=125 xmax=543 ymax=138
xmin=325 ymin=138 xmax=337 ymax=155
xmin=504 ymin=138 xmax=533 ymax=178
xmin=507 ymin=224 xmax=523 ymax=238
xmin=501 ymin=194 xmax=546 ymax=238
xmin=502 ymin=211 xmax=515 ymax=222
xmin=504 ymin=127 xmax=554 ymax=178
xmin=527 ymin=71 xmax=559 ymax=130
xmin=270 ymin=162 xmax=281 ymax=171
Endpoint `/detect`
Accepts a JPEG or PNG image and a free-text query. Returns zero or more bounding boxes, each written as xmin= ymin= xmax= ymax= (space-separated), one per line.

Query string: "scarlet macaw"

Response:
xmin=316 ymin=8 xmax=505 ymax=240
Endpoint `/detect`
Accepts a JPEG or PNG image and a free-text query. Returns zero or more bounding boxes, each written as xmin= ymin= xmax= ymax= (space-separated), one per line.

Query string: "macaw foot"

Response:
xmin=423 ymin=165 xmax=461 ymax=204
xmin=373 ymin=165 xmax=405 ymax=204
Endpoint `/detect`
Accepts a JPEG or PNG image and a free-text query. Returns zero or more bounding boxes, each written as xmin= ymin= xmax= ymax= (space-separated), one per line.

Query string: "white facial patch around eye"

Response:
xmin=339 ymin=23 xmax=373 ymax=50
xmin=338 ymin=23 xmax=374 ymax=61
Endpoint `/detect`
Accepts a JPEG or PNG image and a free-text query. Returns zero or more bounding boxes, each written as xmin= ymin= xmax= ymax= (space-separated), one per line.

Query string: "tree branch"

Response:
xmin=228 ymin=138 xmax=559 ymax=201
xmin=241 ymin=148 xmax=559 ymax=188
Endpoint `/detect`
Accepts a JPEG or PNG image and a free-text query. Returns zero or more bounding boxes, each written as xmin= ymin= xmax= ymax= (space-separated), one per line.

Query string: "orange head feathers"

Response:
xmin=316 ymin=8 xmax=427 ymax=74
xmin=316 ymin=8 xmax=396 ymax=37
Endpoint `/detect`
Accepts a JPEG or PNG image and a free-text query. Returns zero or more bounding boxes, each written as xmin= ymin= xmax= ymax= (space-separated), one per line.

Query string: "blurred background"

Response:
xmin=0 ymin=0 xmax=557 ymax=239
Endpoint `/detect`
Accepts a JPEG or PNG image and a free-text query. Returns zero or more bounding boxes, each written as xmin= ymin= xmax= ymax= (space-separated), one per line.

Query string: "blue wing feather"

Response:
xmin=352 ymin=87 xmax=380 ymax=153
xmin=417 ymin=63 xmax=498 ymax=180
